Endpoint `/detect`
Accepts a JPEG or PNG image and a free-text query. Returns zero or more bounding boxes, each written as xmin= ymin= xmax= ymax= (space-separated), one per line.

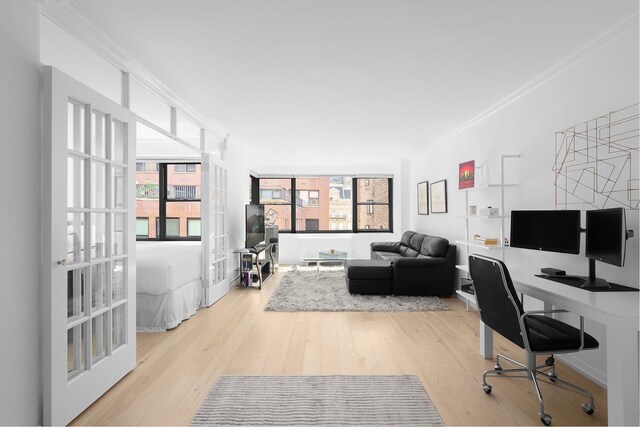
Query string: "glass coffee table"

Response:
xmin=303 ymin=250 xmax=352 ymax=274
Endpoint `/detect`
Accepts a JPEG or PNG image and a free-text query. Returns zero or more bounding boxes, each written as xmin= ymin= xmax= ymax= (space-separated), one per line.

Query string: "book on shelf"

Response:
xmin=473 ymin=235 xmax=499 ymax=245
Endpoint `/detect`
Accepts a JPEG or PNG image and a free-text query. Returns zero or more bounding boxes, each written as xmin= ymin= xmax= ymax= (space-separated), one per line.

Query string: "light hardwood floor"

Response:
xmin=72 ymin=267 xmax=607 ymax=426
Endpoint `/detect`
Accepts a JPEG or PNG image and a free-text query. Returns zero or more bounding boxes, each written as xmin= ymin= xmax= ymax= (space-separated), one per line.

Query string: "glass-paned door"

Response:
xmin=201 ymin=153 xmax=229 ymax=306
xmin=43 ymin=66 xmax=136 ymax=425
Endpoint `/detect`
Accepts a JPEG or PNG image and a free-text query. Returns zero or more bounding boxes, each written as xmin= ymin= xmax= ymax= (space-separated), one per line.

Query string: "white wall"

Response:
xmin=226 ymin=141 xmax=253 ymax=277
xmin=408 ymin=29 xmax=639 ymax=385
xmin=0 ymin=0 xmax=42 ymax=424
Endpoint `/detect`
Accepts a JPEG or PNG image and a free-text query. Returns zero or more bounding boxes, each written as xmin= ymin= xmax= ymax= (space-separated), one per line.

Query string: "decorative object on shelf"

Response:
xmin=554 ymin=103 xmax=639 ymax=210
xmin=459 ymin=160 xmax=475 ymax=189
xmin=479 ymin=207 xmax=499 ymax=217
xmin=417 ymin=181 xmax=429 ymax=215
xmin=468 ymin=205 xmax=477 ymax=215
xmin=430 ymin=179 xmax=448 ymax=213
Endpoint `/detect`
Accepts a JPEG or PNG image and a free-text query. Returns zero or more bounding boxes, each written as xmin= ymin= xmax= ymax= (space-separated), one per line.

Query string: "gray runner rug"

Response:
xmin=191 ymin=375 xmax=444 ymax=426
xmin=264 ymin=266 xmax=450 ymax=312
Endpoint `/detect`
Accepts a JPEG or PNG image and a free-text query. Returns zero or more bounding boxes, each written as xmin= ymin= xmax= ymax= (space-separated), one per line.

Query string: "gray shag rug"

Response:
xmin=191 ymin=375 xmax=443 ymax=426
xmin=264 ymin=266 xmax=450 ymax=312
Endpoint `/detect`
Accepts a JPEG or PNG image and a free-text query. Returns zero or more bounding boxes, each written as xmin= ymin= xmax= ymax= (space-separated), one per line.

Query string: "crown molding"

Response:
xmin=418 ymin=12 xmax=639 ymax=154
xmin=39 ymin=2 xmax=228 ymax=141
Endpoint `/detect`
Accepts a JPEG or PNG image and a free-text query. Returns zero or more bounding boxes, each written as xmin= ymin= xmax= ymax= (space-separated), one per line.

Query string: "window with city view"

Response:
xmin=356 ymin=178 xmax=391 ymax=231
xmin=136 ymin=162 xmax=201 ymax=240
xmin=252 ymin=176 xmax=390 ymax=233
xmin=259 ymin=178 xmax=292 ymax=232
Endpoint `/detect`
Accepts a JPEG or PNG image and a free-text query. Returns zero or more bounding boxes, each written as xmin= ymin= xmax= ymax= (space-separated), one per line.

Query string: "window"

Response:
xmin=166 ymin=218 xmax=180 ymax=237
xmin=296 ymin=190 xmax=319 ymax=207
xmin=175 ymin=163 xmax=196 ymax=173
xmin=296 ymin=177 xmax=351 ymax=231
xmin=136 ymin=217 xmax=149 ymax=237
xmin=136 ymin=162 xmax=201 ymax=240
xmin=356 ymin=178 xmax=391 ymax=231
xmin=136 ymin=162 xmax=143 ymax=172
xmin=187 ymin=218 xmax=201 ymax=237
xmin=258 ymin=178 xmax=292 ymax=232
xmin=250 ymin=176 xmax=392 ymax=233
xmin=305 ymin=219 xmax=319 ymax=231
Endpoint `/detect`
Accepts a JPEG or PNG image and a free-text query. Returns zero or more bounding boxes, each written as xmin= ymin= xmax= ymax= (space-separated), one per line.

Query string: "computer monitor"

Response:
xmin=586 ymin=207 xmax=626 ymax=267
xmin=578 ymin=208 xmax=628 ymax=289
xmin=510 ymin=210 xmax=581 ymax=254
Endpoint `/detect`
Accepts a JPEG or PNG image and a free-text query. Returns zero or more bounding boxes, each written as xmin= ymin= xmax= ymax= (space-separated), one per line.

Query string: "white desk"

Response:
xmin=476 ymin=272 xmax=639 ymax=426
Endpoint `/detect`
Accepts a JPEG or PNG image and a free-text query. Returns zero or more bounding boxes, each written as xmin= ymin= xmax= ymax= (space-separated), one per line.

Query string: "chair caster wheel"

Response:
xmin=540 ymin=413 xmax=552 ymax=425
xmin=582 ymin=403 xmax=595 ymax=415
xmin=545 ymin=356 xmax=555 ymax=367
xmin=548 ymin=373 xmax=557 ymax=382
xmin=483 ymin=384 xmax=492 ymax=394
xmin=494 ymin=364 xmax=502 ymax=372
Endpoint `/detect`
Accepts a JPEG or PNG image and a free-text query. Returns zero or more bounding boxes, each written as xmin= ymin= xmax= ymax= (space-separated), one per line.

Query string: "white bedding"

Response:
xmin=136 ymin=241 xmax=202 ymax=295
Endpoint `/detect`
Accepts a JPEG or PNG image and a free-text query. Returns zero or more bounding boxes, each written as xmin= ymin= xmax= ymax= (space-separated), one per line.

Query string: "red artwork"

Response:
xmin=459 ymin=160 xmax=475 ymax=189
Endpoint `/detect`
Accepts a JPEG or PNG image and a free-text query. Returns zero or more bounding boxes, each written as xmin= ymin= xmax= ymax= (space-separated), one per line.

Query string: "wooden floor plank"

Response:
xmin=71 ymin=268 xmax=608 ymax=426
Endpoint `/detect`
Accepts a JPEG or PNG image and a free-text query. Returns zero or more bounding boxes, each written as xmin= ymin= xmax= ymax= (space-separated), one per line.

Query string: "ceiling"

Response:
xmin=63 ymin=0 xmax=636 ymax=163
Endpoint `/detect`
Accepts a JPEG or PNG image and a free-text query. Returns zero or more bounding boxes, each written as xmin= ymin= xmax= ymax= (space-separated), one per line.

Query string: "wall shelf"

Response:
xmin=457 ymin=155 xmax=519 ymax=297
xmin=455 ymin=240 xmax=504 ymax=250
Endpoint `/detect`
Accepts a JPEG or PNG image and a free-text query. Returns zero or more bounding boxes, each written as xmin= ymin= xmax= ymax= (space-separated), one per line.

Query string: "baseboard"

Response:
xmin=556 ymin=354 xmax=607 ymax=389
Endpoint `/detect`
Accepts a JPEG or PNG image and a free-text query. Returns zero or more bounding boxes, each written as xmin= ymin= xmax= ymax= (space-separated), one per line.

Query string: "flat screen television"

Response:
xmin=586 ymin=208 xmax=626 ymax=267
xmin=245 ymin=204 xmax=265 ymax=248
xmin=510 ymin=210 xmax=581 ymax=254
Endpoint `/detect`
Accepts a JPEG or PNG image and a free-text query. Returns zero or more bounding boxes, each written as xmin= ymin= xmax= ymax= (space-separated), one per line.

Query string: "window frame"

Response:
xmin=251 ymin=176 xmax=393 ymax=234
xmin=354 ymin=178 xmax=393 ymax=233
xmin=136 ymin=161 xmax=202 ymax=241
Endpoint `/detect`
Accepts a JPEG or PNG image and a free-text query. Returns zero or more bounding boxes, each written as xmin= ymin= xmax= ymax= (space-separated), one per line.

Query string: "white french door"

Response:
xmin=201 ymin=153 xmax=229 ymax=306
xmin=42 ymin=66 xmax=136 ymax=425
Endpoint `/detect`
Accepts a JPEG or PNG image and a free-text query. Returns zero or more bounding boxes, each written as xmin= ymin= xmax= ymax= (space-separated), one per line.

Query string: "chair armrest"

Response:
xmin=519 ymin=310 xmax=585 ymax=350
xmin=370 ymin=241 xmax=400 ymax=252
xmin=394 ymin=257 xmax=446 ymax=268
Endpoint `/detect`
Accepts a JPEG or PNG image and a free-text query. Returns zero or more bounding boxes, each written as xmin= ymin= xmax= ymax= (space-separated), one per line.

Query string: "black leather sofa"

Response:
xmin=370 ymin=231 xmax=456 ymax=296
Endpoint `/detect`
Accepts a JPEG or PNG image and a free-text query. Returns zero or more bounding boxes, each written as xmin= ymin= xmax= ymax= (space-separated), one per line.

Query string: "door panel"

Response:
xmin=43 ymin=66 xmax=136 ymax=425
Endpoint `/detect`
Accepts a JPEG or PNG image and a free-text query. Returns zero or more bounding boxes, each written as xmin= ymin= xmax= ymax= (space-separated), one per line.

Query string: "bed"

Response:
xmin=136 ymin=241 xmax=203 ymax=332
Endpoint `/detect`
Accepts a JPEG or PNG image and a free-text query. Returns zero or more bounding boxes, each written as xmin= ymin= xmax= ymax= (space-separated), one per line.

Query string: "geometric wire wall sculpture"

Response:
xmin=554 ymin=103 xmax=639 ymax=210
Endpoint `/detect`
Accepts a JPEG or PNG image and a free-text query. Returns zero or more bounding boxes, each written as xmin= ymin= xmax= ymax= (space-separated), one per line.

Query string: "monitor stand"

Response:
xmin=581 ymin=259 xmax=612 ymax=290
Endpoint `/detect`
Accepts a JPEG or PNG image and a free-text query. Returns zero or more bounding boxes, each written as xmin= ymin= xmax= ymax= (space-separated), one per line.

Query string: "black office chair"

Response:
xmin=468 ymin=254 xmax=599 ymax=426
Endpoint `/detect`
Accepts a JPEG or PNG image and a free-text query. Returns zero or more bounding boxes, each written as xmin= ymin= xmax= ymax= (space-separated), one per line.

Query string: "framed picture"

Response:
xmin=459 ymin=160 xmax=475 ymax=189
xmin=417 ymin=181 xmax=429 ymax=215
xmin=430 ymin=179 xmax=448 ymax=213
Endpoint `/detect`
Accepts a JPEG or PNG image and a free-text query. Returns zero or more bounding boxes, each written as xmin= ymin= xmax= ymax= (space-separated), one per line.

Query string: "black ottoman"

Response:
xmin=345 ymin=260 xmax=393 ymax=295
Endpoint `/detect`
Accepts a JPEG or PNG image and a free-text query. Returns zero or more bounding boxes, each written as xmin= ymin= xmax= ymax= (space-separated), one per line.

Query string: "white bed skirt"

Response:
xmin=137 ymin=278 xmax=203 ymax=332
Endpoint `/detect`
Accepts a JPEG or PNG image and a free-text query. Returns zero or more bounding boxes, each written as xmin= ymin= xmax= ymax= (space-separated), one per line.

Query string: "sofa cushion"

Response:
xmin=370 ymin=241 xmax=401 ymax=253
xmin=408 ymin=233 xmax=426 ymax=252
xmin=420 ymin=235 xmax=449 ymax=258
xmin=398 ymin=246 xmax=419 ymax=257
xmin=400 ymin=231 xmax=416 ymax=247
xmin=374 ymin=251 xmax=404 ymax=261
xmin=346 ymin=260 xmax=393 ymax=280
